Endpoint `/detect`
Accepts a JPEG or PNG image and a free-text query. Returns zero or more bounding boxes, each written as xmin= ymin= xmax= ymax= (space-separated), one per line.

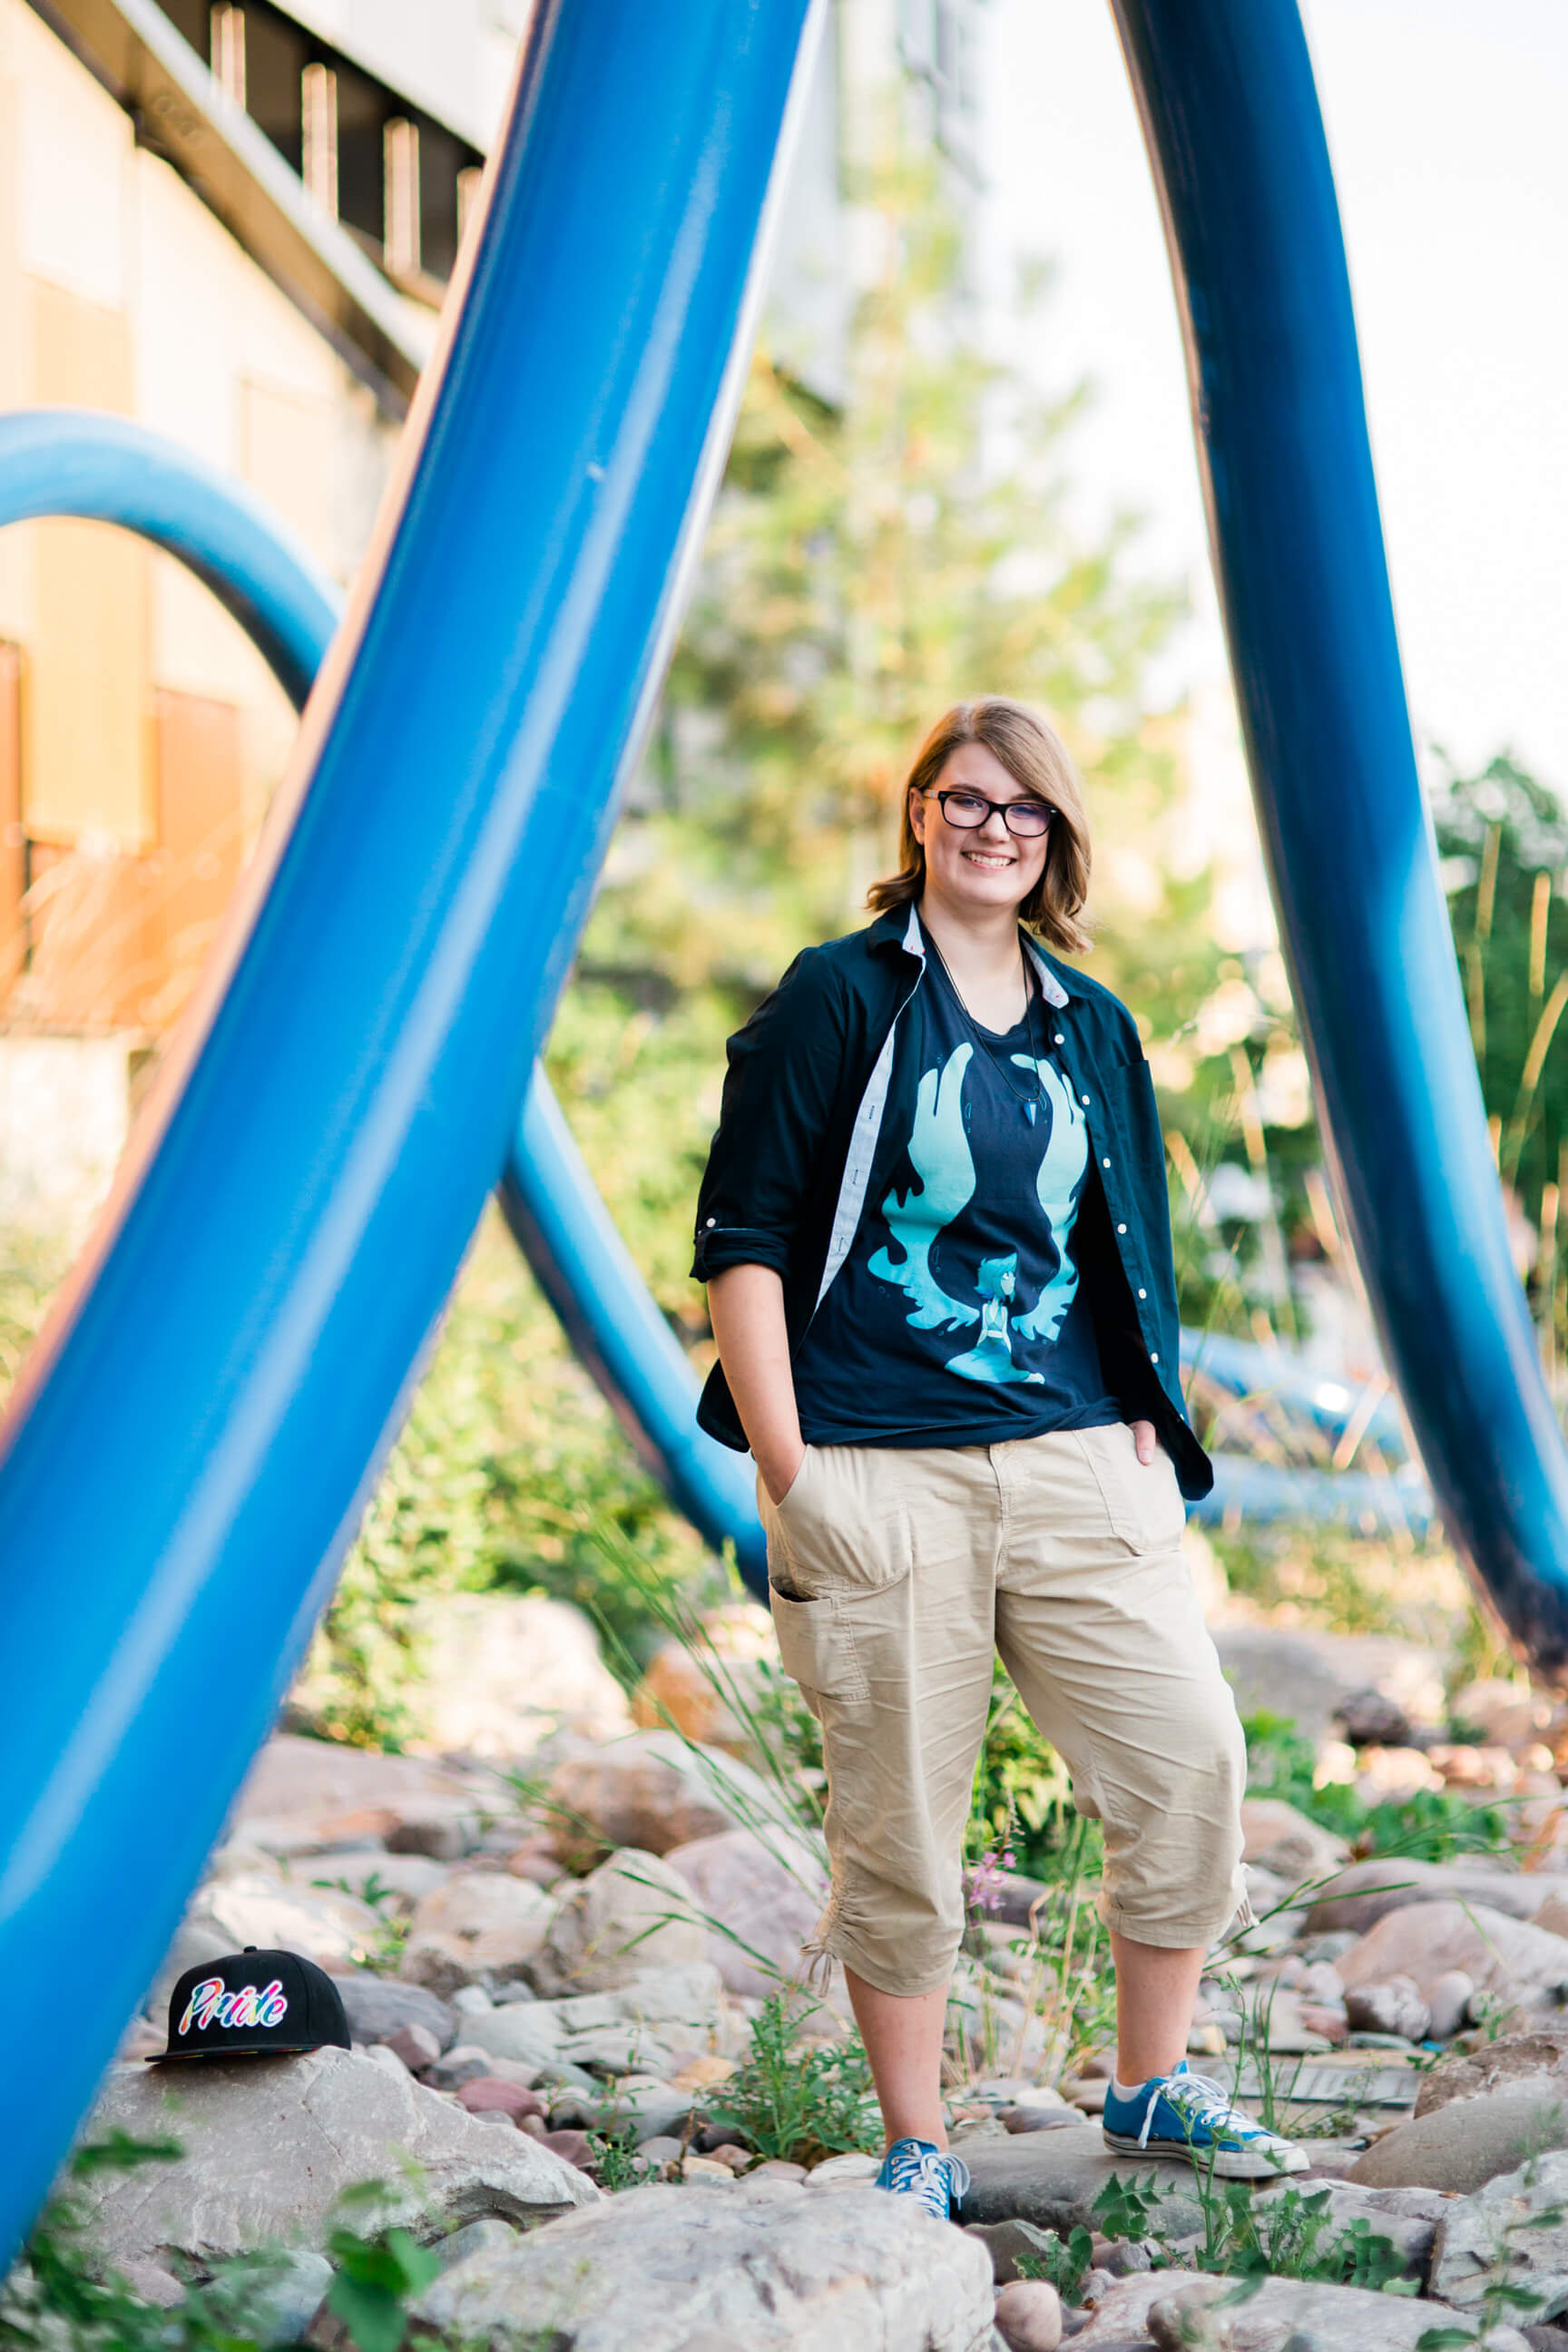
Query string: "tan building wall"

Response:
xmin=0 ymin=0 xmax=402 ymax=1231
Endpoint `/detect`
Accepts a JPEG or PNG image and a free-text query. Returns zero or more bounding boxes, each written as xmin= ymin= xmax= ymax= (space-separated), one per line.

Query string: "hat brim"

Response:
xmin=145 ymin=2040 xmax=344 ymax=2063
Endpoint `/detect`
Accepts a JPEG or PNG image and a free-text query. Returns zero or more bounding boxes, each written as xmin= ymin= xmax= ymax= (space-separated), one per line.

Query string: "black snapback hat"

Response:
xmin=151 ymin=1945 xmax=351 ymax=2063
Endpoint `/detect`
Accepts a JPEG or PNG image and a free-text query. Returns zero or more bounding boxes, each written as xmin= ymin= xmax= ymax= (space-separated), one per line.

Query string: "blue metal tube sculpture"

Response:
xmin=0 ymin=0 xmax=819 ymax=2252
xmin=0 ymin=410 xmax=772 ymax=1593
xmin=1111 ymin=0 xmax=1568 ymax=1665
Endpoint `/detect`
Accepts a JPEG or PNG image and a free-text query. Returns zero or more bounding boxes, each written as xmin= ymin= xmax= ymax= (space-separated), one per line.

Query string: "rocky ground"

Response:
xmin=15 ymin=1587 xmax=1568 ymax=2350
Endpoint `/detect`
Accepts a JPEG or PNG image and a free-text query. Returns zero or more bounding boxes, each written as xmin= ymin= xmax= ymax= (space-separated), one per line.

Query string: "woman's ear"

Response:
xmin=907 ymin=788 xmax=926 ymax=844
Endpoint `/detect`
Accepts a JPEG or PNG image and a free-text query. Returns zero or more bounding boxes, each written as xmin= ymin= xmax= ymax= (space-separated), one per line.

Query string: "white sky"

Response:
xmin=979 ymin=0 xmax=1568 ymax=802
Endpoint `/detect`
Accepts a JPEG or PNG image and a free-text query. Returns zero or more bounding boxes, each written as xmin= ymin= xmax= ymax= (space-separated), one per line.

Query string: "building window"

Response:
xmin=302 ymin=62 xmax=338 ymax=217
xmin=384 ymin=118 xmax=421 ymax=279
xmin=210 ymin=4 xmax=245 ymax=109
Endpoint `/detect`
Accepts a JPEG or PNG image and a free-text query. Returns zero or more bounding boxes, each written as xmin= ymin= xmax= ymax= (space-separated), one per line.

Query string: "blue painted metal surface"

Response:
xmin=0 ymin=410 xmax=336 ymax=708
xmin=0 ymin=414 xmax=769 ymax=1592
xmin=1112 ymin=0 xmax=1568 ymax=1665
xmin=499 ymin=1074 xmax=769 ymax=1594
xmin=1181 ymin=1328 xmax=1407 ymax=1461
xmin=0 ymin=0 xmax=819 ymax=2253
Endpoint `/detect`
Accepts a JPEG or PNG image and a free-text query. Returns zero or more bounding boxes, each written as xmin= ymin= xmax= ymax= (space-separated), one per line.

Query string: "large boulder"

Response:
xmin=533 ymin=1848 xmax=707 ymax=1994
xmin=1337 ymin=1900 xmax=1568 ymax=2008
xmin=1216 ymin=1628 xmax=1446 ymax=1741
xmin=631 ymin=1603 xmax=777 ymax=1755
xmin=399 ymin=1870 xmax=556 ymax=1994
xmin=1430 ymin=2147 xmax=1568 ymax=2319
xmin=404 ymin=1592 xmax=633 ymax=1759
xmin=144 ymin=1870 xmax=385 ymax=2014
xmin=408 ymin=2177 xmax=995 ymax=2350
xmin=1347 ymin=2081 xmax=1568 ymax=2193
xmin=663 ymin=1827 xmax=829 ymax=1999
xmin=1306 ymin=1859 xmax=1568 ymax=1936
xmin=460 ymin=1964 xmax=725 ymax=2079
xmin=1146 ymin=2273 xmax=1528 ymax=2349
xmin=545 ymin=1730 xmax=797 ymax=1869
xmin=74 ymin=2046 xmax=595 ymax=2275
xmin=230 ymin=1733 xmax=485 ymax=1857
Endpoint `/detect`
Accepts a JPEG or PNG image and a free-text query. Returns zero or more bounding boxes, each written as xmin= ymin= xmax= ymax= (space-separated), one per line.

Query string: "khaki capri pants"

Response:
xmin=759 ymin=1426 xmax=1250 ymax=1997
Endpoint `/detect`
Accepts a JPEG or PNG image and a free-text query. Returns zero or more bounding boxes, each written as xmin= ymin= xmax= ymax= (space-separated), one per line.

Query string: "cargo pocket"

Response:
xmin=1076 ymin=1422 xmax=1187 ymax=1553
xmin=768 ymin=1585 xmax=870 ymax=1703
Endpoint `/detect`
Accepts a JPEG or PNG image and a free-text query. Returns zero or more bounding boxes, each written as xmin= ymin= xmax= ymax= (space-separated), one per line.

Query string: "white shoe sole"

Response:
xmin=1102 ymin=2129 xmax=1310 ymax=2180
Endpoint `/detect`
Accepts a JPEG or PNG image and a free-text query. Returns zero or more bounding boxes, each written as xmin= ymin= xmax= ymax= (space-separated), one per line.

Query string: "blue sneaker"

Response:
xmin=1102 ymin=2063 xmax=1308 ymax=2180
xmin=872 ymin=2136 xmax=971 ymax=2221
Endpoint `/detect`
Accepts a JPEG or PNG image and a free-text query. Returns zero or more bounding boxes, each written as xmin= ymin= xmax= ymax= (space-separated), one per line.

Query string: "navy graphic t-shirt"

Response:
xmin=790 ymin=935 xmax=1122 ymax=1448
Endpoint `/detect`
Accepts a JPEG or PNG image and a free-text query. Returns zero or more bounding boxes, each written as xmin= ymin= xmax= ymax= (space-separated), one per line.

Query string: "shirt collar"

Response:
xmin=897 ymin=904 xmax=1071 ymax=1008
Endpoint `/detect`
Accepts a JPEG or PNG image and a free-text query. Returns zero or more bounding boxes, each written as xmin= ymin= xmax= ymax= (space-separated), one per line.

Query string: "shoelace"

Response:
xmin=884 ymin=2142 xmax=957 ymax=2206
xmin=1133 ymin=2071 xmax=1264 ymax=2152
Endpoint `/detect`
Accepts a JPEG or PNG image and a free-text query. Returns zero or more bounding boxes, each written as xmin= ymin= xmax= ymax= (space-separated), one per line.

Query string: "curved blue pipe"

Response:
xmin=499 ymin=1074 xmax=769 ymax=1592
xmin=1112 ymin=0 xmax=1568 ymax=1667
xmin=1181 ymin=1328 xmax=1408 ymax=1460
xmin=0 ymin=410 xmax=336 ymax=709
xmin=0 ymin=413 xmax=771 ymax=1593
xmin=0 ymin=0 xmax=819 ymax=2255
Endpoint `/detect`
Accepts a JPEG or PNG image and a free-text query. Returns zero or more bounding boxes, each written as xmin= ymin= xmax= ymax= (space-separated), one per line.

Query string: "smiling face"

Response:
xmin=908 ymin=741 xmax=1053 ymax=921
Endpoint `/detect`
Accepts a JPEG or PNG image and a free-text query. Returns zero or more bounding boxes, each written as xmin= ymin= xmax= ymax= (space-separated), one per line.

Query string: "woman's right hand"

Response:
xmin=706 ymin=1266 xmax=807 ymax=1510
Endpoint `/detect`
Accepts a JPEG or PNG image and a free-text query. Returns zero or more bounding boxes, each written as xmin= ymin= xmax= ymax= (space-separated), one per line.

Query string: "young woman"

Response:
xmin=691 ymin=698 xmax=1304 ymax=2220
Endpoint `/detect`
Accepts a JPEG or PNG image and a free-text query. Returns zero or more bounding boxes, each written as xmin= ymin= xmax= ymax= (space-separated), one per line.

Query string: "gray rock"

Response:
xmin=248 ymin=2249 xmax=333 ymax=2345
xmin=1343 ymin=1975 xmax=1431 ymax=2042
xmin=590 ymin=2080 xmax=695 ymax=2145
xmin=1237 ymin=1798 xmax=1349 ymax=1888
xmin=1418 ymin=2029 xmax=1568 ymax=2118
xmin=663 ymin=1826 xmax=829 ymax=2000
xmin=74 ymin=2047 xmax=595 ymax=2273
xmin=1307 ymin=1860 xmax=1568 ymax=1937
xmin=409 ymin=2177 xmax=995 ymax=2348
xmin=231 ymin=1732 xmax=487 ymax=1852
xmin=963 ymin=2217 xmax=1072 ymax=2285
xmin=1432 ymin=2148 xmax=1568 ymax=2319
xmin=1429 ymin=1969 xmax=1479 ymax=2042
xmin=1072 ymin=2273 xmax=1200 ymax=2345
xmin=319 ymin=1851 xmax=451 ymax=1912
xmin=534 ymin=1847 xmax=706 ymax=1994
xmin=1337 ymin=1688 xmax=1414 ymax=1746
xmin=1338 ymin=1902 xmax=1568 ymax=2008
xmin=1146 ymin=2271 xmax=1528 ymax=2347
xmin=994 ymin=2277 xmax=1063 ymax=2351
xmin=460 ymin=1962 xmax=724 ymax=2079
xmin=956 ymin=2129 xmax=1201 ymax=2237
xmin=1348 ymin=2081 xmax=1568 ymax=2192
xmin=400 ymin=1870 xmax=556 ymax=1990
xmin=434 ymin=2216 xmax=519 ymax=2271
xmin=334 ymin=1970 xmax=456 ymax=2051
xmin=384 ymin=1812 xmax=485 ymax=1860
xmin=424 ymin=2043 xmax=495 ymax=2090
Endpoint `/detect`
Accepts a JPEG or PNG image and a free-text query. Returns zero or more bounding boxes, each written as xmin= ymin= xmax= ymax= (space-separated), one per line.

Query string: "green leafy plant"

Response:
xmin=1093 ymin=2169 xmax=1413 ymax=2295
xmin=1014 ymin=2224 xmax=1096 ymax=2305
xmin=1241 ymin=1709 xmax=1515 ymax=1860
xmin=707 ymin=1990 xmax=877 ymax=2166
xmin=1093 ymin=2172 xmax=1168 ymax=2245
xmin=322 ymin=2185 xmax=442 ymax=2352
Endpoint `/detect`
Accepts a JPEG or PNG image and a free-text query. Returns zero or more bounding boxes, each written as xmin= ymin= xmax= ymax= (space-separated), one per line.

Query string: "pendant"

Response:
xmin=1024 ymin=1101 xmax=1037 ymax=1124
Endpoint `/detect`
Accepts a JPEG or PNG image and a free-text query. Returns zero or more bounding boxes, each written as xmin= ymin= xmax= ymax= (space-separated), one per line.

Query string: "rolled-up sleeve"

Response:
xmin=691 ymin=947 xmax=848 ymax=1286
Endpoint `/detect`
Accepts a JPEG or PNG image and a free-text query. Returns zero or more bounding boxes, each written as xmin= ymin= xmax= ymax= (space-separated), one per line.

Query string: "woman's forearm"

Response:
xmin=706 ymin=1264 xmax=806 ymax=1505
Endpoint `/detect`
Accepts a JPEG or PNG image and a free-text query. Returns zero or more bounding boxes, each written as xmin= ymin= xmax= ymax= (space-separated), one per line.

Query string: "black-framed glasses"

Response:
xmin=925 ymin=789 xmax=1055 ymax=839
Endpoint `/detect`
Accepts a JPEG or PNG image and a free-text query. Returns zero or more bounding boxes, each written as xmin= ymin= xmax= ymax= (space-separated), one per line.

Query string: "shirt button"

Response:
xmin=705 ymin=1217 xmax=716 ymax=1228
xmin=1054 ymin=1033 xmax=1065 ymax=1044
xmin=1102 ymin=1156 xmax=1111 ymax=1168
xmin=1116 ymin=1222 xmax=1127 ymax=1235
xmin=1138 ymin=1287 xmax=1147 ymax=1299
xmin=1080 ymin=1093 xmax=1091 ymax=1106
xmin=1150 ymin=1351 xmax=1160 ymax=1364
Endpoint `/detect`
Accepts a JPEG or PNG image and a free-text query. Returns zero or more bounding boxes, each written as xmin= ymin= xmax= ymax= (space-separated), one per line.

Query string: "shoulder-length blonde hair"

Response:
xmin=867 ymin=698 xmax=1093 ymax=956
